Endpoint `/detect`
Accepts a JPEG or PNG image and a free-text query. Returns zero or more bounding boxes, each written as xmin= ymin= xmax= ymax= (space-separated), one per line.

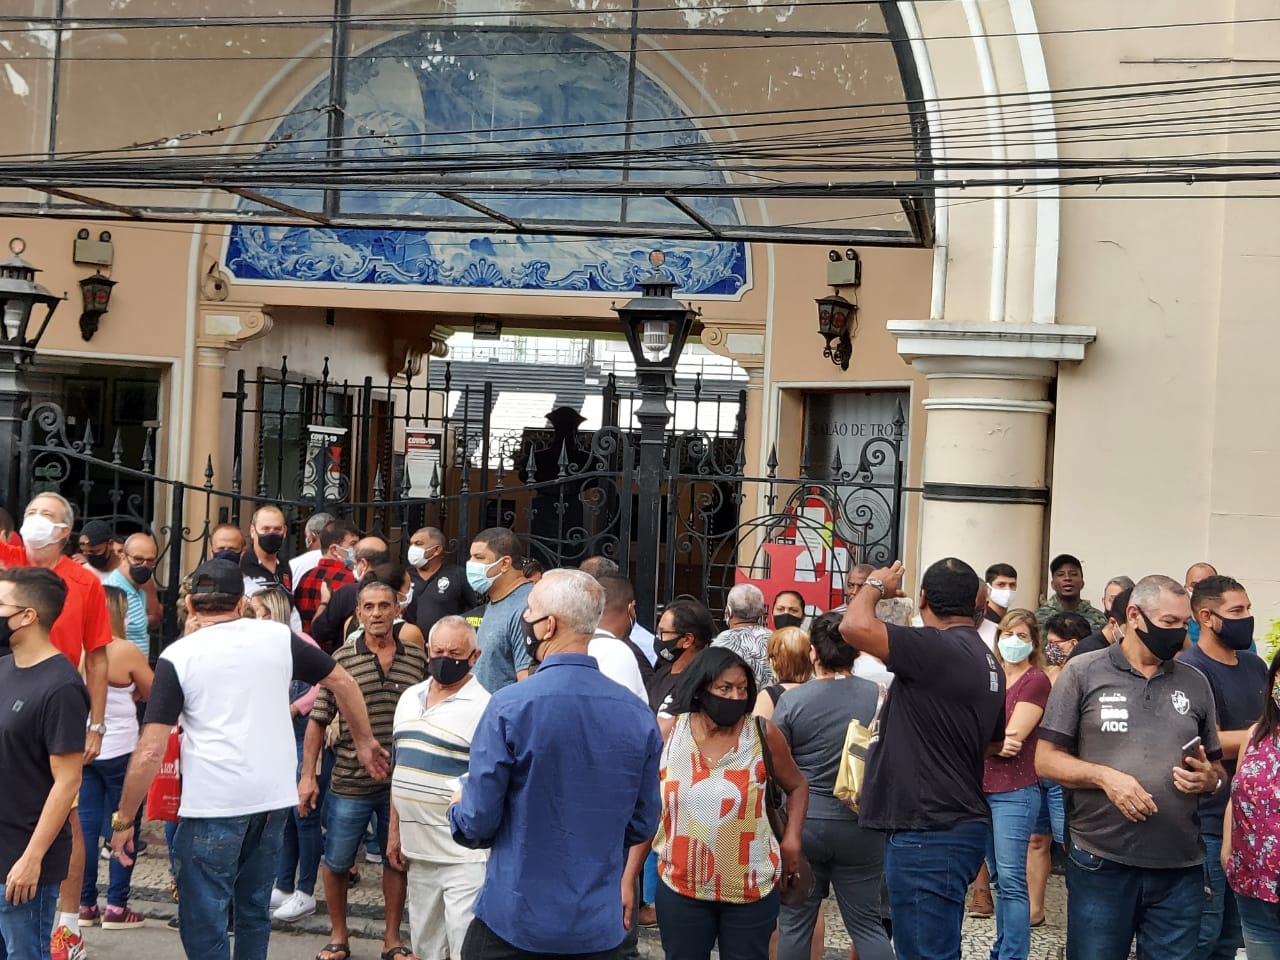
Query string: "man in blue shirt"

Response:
xmin=1180 ymin=575 xmax=1268 ymax=960
xmin=467 ymin=528 xmax=534 ymax=693
xmin=449 ymin=568 xmax=663 ymax=958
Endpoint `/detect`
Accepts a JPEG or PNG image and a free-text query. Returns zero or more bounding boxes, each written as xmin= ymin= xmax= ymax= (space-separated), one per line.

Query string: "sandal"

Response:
xmin=381 ymin=949 xmax=416 ymax=960
xmin=316 ymin=944 xmax=351 ymax=960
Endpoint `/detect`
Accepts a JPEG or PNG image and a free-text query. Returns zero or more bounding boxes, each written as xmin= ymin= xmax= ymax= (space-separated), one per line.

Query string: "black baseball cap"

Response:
xmin=189 ymin=559 xmax=245 ymax=597
xmin=79 ymin=520 xmax=113 ymax=546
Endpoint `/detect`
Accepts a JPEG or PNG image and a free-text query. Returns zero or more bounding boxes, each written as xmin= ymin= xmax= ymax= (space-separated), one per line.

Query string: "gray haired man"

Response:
xmin=711 ymin=583 xmax=774 ymax=687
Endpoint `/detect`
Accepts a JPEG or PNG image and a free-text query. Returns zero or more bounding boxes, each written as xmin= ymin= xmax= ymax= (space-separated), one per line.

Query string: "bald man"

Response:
xmin=105 ymin=533 xmax=159 ymax=657
xmin=1185 ymin=562 xmax=1218 ymax=644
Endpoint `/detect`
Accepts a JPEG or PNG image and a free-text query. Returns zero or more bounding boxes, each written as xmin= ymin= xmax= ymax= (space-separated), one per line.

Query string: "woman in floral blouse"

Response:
xmin=1224 ymin=652 xmax=1280 ymax=959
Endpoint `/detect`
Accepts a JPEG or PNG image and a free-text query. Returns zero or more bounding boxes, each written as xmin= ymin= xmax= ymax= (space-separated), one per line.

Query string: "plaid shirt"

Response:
xmin=294 ymin=558 xmax=355 ymax=632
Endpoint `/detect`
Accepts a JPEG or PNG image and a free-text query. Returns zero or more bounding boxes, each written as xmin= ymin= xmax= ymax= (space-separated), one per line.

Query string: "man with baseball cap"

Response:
xmin=73 ymin=521 xmax=117 ymax=583
xmin=109 ymin=559 xmax=389 ymax=960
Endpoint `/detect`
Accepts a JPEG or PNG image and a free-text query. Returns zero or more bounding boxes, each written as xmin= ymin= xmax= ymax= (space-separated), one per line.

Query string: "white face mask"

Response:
xmin=407 ymin=545 xmax=429 ymax=568
xmin=20 ymin=514 xmax=66 ymax=551
xmin=989 ymin=587 xmax=1015 ymax=609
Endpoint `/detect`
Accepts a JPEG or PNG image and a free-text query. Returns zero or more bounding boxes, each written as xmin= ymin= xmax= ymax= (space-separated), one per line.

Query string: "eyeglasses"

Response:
xmin=125 ymin=554 xmax=157 ymax=568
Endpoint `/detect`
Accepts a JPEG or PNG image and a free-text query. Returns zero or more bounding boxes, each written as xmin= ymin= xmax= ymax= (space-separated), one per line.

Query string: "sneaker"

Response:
xmin=78 ymin=906 xmax=101 ymax=927
xmin=101 ymin=906 xmax=145 ymax=930
xmin=637 ymin=903 xmax=657 ymax=927
xmin=269 ymin=887 xmax=291 ymax=911
xmin=50 ymin=926 xmax=86 ymax=960
xmin=364 ymin=849 xmax=382 ymax=864
xmin=99 ymin=845 xmax=111 ymax=861
xmin=272 ymin=890 xmax=317 ymax=922
xmin=968 ymin=885 xmax=994 ymax=919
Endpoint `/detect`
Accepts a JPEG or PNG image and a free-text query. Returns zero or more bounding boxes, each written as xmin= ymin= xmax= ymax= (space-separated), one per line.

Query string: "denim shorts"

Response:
xmin=322 ymin=791 xmax=390 ymax=873
xmin=1033 ymin=779 xmax=1065 ymax=844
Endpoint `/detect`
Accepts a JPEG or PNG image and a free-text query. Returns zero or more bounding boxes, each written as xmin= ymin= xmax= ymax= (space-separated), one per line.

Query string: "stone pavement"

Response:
xmin=93 ymin=824 xmax=1073 ymax=959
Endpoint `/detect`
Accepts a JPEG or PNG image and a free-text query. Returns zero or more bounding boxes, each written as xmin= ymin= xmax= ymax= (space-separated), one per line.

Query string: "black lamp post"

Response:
xmin=613 ymin=252 xmax=697 ymax=629
xmin=0 ymin=238 xmax=64 ymax=512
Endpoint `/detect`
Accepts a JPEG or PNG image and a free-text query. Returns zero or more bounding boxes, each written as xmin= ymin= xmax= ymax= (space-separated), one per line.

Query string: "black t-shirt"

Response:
xmin=859 ymin=623 xmax=1006 ymax=832
xmin=412 ymin=564 xmax=480 ymax=637
xmin=1178 ymin=644 xmax=1268 ymax=837
xmin=646 ymin=663 xmax=683 ymax=716
xmin=1068 ymin=630 xmax=1110 ymax=661
xmin=0 ymin=654 xmax=90 ymax=883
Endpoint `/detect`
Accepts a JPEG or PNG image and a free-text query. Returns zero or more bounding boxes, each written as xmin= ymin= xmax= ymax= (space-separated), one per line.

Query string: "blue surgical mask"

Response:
xmin=466 ymin=558 xmax=504 ymax=595
xmin=997 ymin=633 xmax=1033 ymax=665
xmin=343 ymin=546 xmax=356 ymax=570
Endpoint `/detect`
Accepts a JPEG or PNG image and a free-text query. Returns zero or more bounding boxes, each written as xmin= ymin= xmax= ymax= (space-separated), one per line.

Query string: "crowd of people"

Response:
xmin=1 ymin=494 xmax=1278 ymax=960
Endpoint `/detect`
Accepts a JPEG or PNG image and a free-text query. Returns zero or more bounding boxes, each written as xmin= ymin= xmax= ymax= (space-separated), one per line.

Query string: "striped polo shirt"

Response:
xmin=311 ymin=636 xmax=428 ymax=797
xmin=391 ymin=675 xmax=491 ymax=864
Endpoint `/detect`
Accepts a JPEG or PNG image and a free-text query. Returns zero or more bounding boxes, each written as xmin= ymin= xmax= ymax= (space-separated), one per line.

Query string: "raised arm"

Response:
xmin=838 ymin=561 xmax=906 ymax=663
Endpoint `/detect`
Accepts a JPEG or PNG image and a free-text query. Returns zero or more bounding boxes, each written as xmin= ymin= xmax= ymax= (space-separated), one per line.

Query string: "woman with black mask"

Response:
xmin=643 ymin=647 xmax=808 ymax=960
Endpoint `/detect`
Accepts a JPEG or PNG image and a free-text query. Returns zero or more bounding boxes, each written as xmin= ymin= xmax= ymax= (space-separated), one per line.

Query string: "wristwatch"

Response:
xmin=110 ymin=811 xmax=132 ymax=832
xmin=88 ymin=722 xmax=107 ymax=736
xmin=865 ymin=578 xmax=886 ymax=597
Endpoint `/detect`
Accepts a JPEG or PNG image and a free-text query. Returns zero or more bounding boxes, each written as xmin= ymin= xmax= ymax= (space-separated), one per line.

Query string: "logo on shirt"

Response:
xmin=437 ymin=577 xmax=451 ymax=593
xmin=1099 ymin=706 xmax=1128 ymax=733
xmin=10 ymin=699 xmax=23 ymax=712
xmin=1171 ymin=690 xmax=1190 ymax=716
xmin=985 ymin=653 xmax=999 ymax=693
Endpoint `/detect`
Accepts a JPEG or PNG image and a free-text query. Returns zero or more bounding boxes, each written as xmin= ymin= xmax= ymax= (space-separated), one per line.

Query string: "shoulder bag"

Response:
xmin=754 ymin=717 xmax=814 ymax=906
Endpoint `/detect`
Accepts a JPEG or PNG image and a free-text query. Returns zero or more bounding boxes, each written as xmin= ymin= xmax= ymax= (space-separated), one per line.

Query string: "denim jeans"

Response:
xmin=643 ymin=851 xmax=659 ymax=904
xmin=172 ymin=809 xmax=289 ymax=960
xmin=1064 ymin=841 xmax=1205 ymax=960
xmin=1033 ymin=779 xmax=1066 ymax=844
xmin=1237 ymin=894 xmax=1280 ymax=960
xmin=653 ymin=882 xmax=780 ymax=960
xmin=1197 ymin=834 xmax=1243 ymax=960
xmin=985 ymin=785 xmax=1041 ymax=960
xmin=0 ymin=882 xmax=59 ymax=960
xmin=884 ymin=820 xmax=989 ymax=960
xmin=78 ymin=753 xmax=135 ymax=908
xmin=322 ymin=791 xmax=390 ymax=874
xmin=275 ymin=740 xmax=333 ymax=896
xmin=777 ymin=817 xmax=892 ymax=960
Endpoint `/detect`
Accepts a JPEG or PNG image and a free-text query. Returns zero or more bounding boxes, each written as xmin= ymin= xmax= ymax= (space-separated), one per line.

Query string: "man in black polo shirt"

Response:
xmin=1180 ymin=575 xmax=1267 ymax=960
xmin=406 ymin=526 xmax=477 ymax=637
xmin=1037 ymin=574 xmax=1226 ymax=960
xmin=840 ymin=557 xmax=1005 ymax=960
xmin=241 ymin=504 xmax=292 ymax=595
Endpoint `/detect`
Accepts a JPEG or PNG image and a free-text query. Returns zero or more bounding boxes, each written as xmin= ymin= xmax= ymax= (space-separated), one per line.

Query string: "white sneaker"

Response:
xmin=269 ymin=887 xmax=290 ymax=911
xmin=272 ymin=891 xmax=316 ymax=922
xmin=364 ymin=849 xmax=382 ymax=864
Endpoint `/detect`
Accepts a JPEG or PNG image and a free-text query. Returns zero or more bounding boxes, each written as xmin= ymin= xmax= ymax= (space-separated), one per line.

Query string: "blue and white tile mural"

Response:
xmin=225 ymin=30 xmax=748 ymax=296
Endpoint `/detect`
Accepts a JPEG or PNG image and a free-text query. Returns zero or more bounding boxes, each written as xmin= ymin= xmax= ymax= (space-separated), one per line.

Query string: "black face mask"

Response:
xmin=212 ymin=549 xmax=241 ymax=564
xmin=130 ymin=565 xmax=154 ymax=586
xmin=521 ymin=614 xmax=551 ymax=663
xmin=1214 ymin=614 xmax=1256 ymax=652
xmin=0 ymin=612 xmax=15 ymax=650
xmin=256 ymin=533 xmax=285 ymax=555
xmin=1136 ymin=609 xmax=1187 ymax=662
xmin=85 ymin=552 xmax=111 ymax=570
xmin=427 ymin=655 xmax=472 ymax=686
xmin=701 ymin=691 xmax=751 ymax=728
xmin=655 ymin=632 xmax=683 ymax=663
xmin=773 ymin=613 xmax=804 ymax=631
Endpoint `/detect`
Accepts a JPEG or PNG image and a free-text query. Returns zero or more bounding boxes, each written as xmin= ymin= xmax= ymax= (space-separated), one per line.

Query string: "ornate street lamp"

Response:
xmin=815 ymin=291 xmax=857 ymax=371
xmin=0 ymin=238 xmax=64 ymax=513
xmin=78 ymin=272 xmax=117 ymax=341
xmin=613 ymin=251 xmax=698 ymax=628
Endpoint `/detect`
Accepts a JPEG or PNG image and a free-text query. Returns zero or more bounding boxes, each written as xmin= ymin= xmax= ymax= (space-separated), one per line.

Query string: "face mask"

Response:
xmin=0 ymin=611 xmax=18 ymax=648
xmin=129 ymin=564 xmax=154 ymax=586
xmin=1135 ymin=609 xmax=1187 ymax=662
xmin=399 ymin=586 xmax=414 ymax=611
xmin=701 ymin=691 xmax=751 ymax=728
xmin=256 ymin=532 xmax=284 ymax=555
xmin=85 ymin=552 xmax=111 ymax=570
xmin=20 ymin=515 xmax=65 ymax=550
xmin=773 ymin=613 xmax=804 ymax=631
xmin=1188 ymin=618 xmax=1201 ymax=644
xmin=998 ymin=634 xmax=1033 ymax=665
xmin=1213 ymin=614 xmax=1255 ymax=651
xmin=655 ymin=632 xmax=684 ymax=663
xmin=212 ymin=549 xmax=241 ymax=564
xmin=342 ymin=547 xmax=356 ymax=570
xmin=466 ymin=558 xmax=504 ymax=594
xmin=407 ymin=545 xmax=429 ymax=569
xmin=989 ymin=587 xmax=1015 ymax=609
xmin=1272 ymin=678 xmax=1280 ymax=711
xmin=1045 ymin=642 xmax=1069 ymax=666
xmin=427 ymin=655 xmax=472 ymax=686
xmin=521 ymin=613 xmax=551 ymax=662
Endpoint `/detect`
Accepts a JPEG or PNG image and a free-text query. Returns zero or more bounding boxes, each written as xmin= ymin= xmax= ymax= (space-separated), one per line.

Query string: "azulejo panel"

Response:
xmin=225 ymin=29 xmax=747 ymax=296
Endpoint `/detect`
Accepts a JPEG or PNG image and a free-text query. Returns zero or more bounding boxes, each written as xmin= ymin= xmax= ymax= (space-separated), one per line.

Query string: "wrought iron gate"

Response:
xmin=18 ymin=360 xmax=909 ymax=651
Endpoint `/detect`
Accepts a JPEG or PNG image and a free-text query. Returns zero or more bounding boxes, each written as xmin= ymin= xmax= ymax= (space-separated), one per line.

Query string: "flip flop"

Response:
xmin=381 ymin=949 xmax=415 ymax=960
xmin=316 ymin=943 xmax=350 ymax=960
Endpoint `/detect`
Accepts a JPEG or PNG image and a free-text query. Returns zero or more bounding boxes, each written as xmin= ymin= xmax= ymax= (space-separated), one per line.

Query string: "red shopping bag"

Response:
xmin=145 ymin=726 xmax=182 ymax=822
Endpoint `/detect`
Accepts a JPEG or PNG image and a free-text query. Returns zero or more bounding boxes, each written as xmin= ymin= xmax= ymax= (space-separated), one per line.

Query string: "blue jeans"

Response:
xmin=985 ymin=786 xmax=1041 ymax=960
xmin=0 ymin=882 xmax=59 ymax=960
xmin=78 ymin=753 xmax=135 ymax=908
xmin=884 ymin=820 xmax=989 ymax=960
xmin=654 ymin=881 xmax=779 ymax=960
xmin=322 ymin=792 xmax=390 ymax=874
xmin=275 ymin=741 xmax=333 ymax=896
xmin=1198 ymin=834 xmax=1243 ymax=960
xmin=1065 ymin=841 xmax=1205 ymax=960
xmin=1237 ymin=894 xmax=1280 ymax=960
xmin=172 ymin=809 xmax=290 ymax=960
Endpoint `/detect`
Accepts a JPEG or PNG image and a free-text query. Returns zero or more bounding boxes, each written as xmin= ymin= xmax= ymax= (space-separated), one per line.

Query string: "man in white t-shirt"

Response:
xmin=388 ymin=616 xmax=490 ymax=960
xmin=107 ymin=559 xmax=387 ymax=960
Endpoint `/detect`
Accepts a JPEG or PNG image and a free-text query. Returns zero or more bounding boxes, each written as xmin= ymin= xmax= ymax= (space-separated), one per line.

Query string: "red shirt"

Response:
xmin=983 ymin=666 xmax=1052 ymax=794
xmin=0 ymin=543 xmax=112 ymax=665
xmin=294 ymin=558 xmax=355 ymax=633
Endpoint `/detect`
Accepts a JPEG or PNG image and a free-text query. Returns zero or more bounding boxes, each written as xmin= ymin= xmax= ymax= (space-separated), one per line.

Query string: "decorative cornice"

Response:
xmin=196 ymin=303 xmax=274 ymax=352
xmin=889 ymin=321 xmax=1097 ymax=376
xmin=922 ymin=397 xmax=1054 ymax=415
